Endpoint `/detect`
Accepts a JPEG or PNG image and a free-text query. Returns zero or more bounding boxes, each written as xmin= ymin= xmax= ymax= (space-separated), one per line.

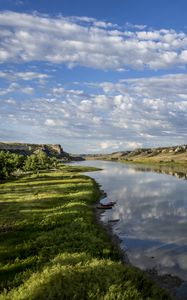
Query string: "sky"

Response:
xmin=0 ymin=0 xmax=187 ymax=153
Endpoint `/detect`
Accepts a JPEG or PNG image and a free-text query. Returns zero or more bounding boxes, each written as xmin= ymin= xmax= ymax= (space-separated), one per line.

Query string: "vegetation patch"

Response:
xmin=0 ymin=165 xmax=171 ymax=299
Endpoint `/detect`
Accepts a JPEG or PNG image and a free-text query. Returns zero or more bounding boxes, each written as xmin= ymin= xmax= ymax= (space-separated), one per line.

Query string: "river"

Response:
xmin=70 ymin=160 xmax=187 ymax=285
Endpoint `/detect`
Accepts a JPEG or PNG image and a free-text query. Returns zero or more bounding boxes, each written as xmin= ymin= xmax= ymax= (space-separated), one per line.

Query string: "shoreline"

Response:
xmin=0 ymin=166 xmax=179 ymax=299
xmin=94 ymin=186 xmax=186 ymax=300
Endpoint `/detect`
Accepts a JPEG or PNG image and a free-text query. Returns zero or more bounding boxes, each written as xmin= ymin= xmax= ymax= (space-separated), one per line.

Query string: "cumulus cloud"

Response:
xmin=44 ymin=119 xmax=56 ymax=126
xmin=1 ymin=11 xmax=187 ymax=70
xmin=98 ymin=74 xmax=187 ymax=139
xmin=0 ymin=10 xmax=187 ymax=152
xmin=1 ymin=73 xmax=187 ymax=152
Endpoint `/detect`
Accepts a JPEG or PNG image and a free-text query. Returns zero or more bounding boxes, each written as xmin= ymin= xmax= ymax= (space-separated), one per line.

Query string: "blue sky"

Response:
xmin=0 ymin=0 xmax=187 ymax=153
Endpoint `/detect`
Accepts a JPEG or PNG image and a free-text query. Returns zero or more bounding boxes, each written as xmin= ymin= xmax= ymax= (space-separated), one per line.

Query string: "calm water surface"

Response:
xmin=71 ymin=160 xmax=187 ymax=281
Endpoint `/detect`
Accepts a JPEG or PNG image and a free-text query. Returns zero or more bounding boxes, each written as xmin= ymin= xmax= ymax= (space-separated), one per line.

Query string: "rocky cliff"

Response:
xmin=0 ymin=142 xmax=84 ymax=161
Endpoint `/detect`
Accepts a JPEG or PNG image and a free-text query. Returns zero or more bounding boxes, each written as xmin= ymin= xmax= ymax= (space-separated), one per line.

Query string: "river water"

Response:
xmin=70 ymin=160 xmax=187 ymax=283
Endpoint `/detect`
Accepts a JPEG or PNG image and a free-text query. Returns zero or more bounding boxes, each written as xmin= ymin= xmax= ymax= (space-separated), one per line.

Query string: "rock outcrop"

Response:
xmin=0 ymin=142 xmax=84 ymax=161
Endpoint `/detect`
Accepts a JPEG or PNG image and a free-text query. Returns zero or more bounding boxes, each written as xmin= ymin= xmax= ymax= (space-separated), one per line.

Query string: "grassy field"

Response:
xmin=86 ymin=145 xmax=187 ymax=166
xmin=0 ymin=165 xmax=171 ymax=299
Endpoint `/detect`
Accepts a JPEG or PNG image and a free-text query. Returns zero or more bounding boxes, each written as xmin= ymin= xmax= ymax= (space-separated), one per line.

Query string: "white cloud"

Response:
xmin=45 ymin=119 xmax=56 ymax=126
xmin=1 ymin=73 xmax=187 ymax=152
xmin=100 ymin=140 xmax=142 ymax=151
xmin=0 ymin=83 xmax=34 ymax=95
xmin=79 ymin=100 xmax=92 ymax=112
xmin=100 ymin=141 xmax=114 ymax=149
xmin=0 ymin=83 xmax=19 ymax=95
xmin=0 ymin=70 xmax=50 ymax=81
xmin=125 ymin=22 xmax=147 ymax=30
xmin=17 ymin=72 xmax=49 ymax=81
xmin=180 ymin=50 xmax=187 ymax=62
xmin=21 ymin=87 xmax=34 ymax=94
xmin=0 ymin=10 xmax=187 ymax=152
xmin=126 ymin=142 xmax=143 ymax=149
xmin=0 ymin=11 xmax=187 ymax=70
xmin=5 ymin=99 xmax=16 ymax=105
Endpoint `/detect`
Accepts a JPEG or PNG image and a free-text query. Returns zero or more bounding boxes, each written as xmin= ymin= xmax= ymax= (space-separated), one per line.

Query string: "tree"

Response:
xmin=50 ymin=157 xmax=59 ymax=168
xmin=37 ymin=150 xmax=50 ymax=169
xmin=23 ymin=154 xmax=39 ymax=172
xmin=0 ymin=150 xmax=58 ymax=179
xmin=0 ymin=151 xmax=24 ymax=179
xmin=23 ymin=150 xmax=52 ymax=172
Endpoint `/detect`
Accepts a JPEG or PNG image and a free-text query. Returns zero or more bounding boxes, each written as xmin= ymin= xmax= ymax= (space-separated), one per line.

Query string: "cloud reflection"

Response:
xmin=81 ymin=160 xmax=187 ymax=281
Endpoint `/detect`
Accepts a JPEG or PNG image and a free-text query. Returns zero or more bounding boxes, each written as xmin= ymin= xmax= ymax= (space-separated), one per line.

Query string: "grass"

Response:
xmin=0 ymin=165 xmax=172 ymax=299
xmin=86 ymin=147 xmax=187 ymax=166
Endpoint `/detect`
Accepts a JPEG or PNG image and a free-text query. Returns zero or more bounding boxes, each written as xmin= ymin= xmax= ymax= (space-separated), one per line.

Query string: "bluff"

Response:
xmin=85 ymin=144 xmax=187 ymax=163
xmin=0 ymin=142 xmax=84 ymax=161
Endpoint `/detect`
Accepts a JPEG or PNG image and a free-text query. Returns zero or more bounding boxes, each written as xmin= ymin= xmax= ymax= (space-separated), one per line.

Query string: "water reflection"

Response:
xmin=70 ymin=161 xmax=187 ymax=281
xmin=134 ymin=165 xmax=187 ymax=180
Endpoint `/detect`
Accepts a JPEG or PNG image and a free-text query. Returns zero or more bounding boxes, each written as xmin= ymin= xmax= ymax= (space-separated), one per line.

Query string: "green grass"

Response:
xmin=0 ymin=165 xmax=171 ymax=299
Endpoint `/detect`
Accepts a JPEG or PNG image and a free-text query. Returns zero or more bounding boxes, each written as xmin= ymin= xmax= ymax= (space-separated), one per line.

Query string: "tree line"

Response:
xmin=0 ymin=150 xmax=58 ymax=180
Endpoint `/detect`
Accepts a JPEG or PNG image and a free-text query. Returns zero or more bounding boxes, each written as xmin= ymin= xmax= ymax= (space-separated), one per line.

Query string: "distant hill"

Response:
xmin=0 ymin=142 xmax=84 ymax=161
xmin=85 ymin=145 xmax=187 ymax=164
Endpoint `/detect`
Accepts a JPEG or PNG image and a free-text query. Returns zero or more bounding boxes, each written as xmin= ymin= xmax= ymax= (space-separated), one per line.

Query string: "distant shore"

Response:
xmin=84 ymin=144 xmax=187 ymax=166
